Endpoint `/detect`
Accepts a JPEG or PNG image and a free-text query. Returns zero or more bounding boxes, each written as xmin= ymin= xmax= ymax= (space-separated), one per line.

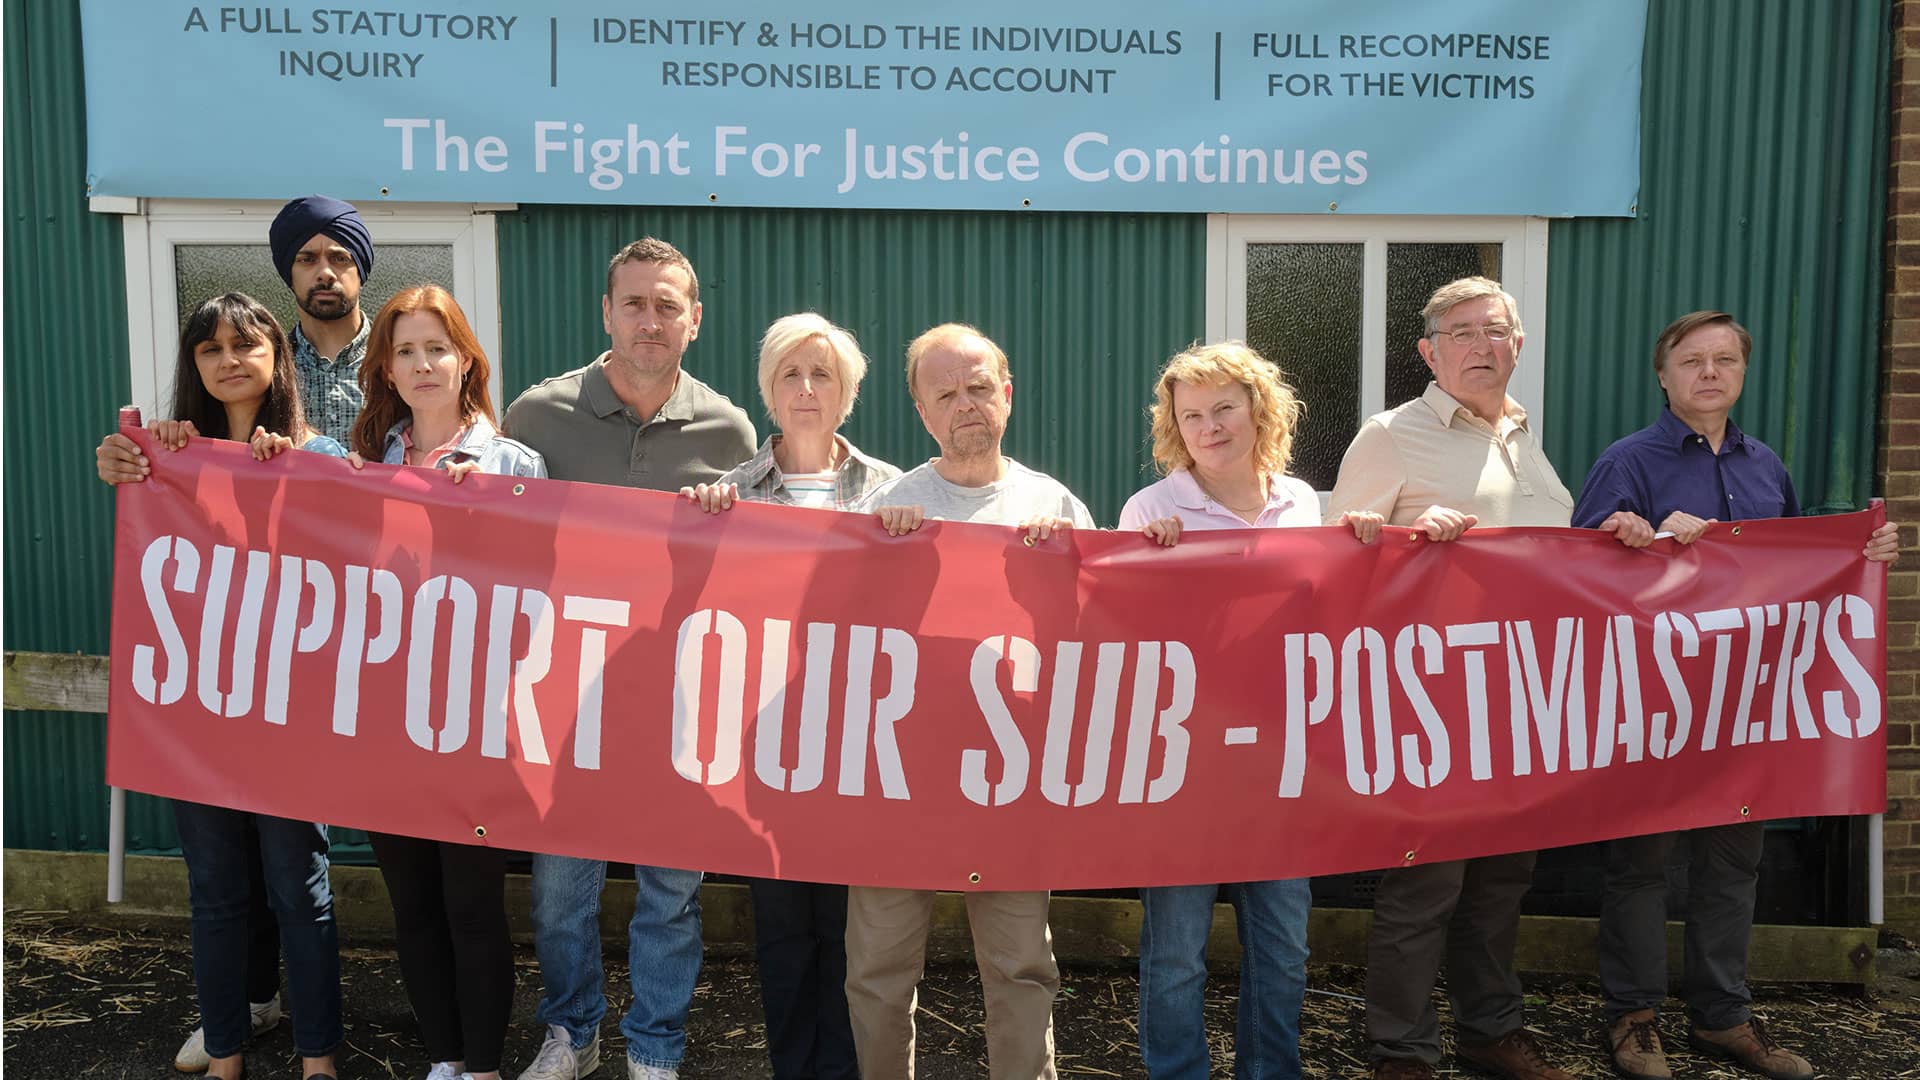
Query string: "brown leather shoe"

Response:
xmin=1688 ymin=1016 xmax=1814 ymax=1080
xmin=1605 ymin=1009 xmax=1672 ymax=1080
xmin=1455 ymin=1028 xmax=1576 ymax=1080
xmin=1372 ymin=1059 xmax=1435 ymax=1080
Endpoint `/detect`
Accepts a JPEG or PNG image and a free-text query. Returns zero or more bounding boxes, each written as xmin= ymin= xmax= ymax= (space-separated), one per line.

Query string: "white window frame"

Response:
xmin=95 ymin=197 xmax=508 ymax=423
xmin=1204 ymin=214 xmax=1551 ymax=446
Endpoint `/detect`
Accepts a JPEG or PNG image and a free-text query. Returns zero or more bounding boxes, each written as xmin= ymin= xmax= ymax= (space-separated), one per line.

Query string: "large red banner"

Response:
xmin=107 ymin=432 xmax=1889 ymax=891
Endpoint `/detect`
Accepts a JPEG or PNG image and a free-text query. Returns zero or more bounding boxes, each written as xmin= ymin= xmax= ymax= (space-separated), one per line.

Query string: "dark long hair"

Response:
xmin=351 ymin=285 xmax=497 ymax=459
xmin=171 ymin=293 xmax=306 ymax=440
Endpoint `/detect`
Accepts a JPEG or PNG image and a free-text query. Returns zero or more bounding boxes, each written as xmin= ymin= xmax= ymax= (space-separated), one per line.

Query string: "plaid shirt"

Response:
xmin=290 ymin=314 xmax=370 ymax=444
xmin=717 ymin=434 xmax=900 ymax=509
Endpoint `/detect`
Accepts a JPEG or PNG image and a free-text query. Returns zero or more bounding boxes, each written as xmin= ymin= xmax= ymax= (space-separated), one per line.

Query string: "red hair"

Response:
xmin=352 ymin=285 xmax=496 ymax=458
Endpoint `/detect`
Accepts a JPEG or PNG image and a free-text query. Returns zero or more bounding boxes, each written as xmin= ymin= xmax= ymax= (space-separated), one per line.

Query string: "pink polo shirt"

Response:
xmin=1117 ymin=469 xmax=1321 ymax=532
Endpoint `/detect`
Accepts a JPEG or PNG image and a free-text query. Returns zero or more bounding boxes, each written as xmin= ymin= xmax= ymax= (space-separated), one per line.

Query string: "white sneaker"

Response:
xmin=425 ymin=1063 xmax=463 ymax=1080
xmin=172 ymin=994 xmax=283 ymax=1072
xmin=626 ymin=1063 xmax=678 ymax=1080
xmin=521 ymin=1024 xmax=600 ymax=1080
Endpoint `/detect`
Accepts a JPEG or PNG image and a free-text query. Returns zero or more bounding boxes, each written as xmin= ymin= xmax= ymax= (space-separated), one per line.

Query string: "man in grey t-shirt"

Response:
xmin=504 ymin=238 xmax=754 ymax=1080
xmin=845 ymin=323 xmax=1088 ymax=1080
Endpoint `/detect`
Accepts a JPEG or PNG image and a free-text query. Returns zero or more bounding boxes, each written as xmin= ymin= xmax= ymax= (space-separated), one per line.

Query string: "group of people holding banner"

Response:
xmin=96 ymin=195 xmax=1897 ymax=1080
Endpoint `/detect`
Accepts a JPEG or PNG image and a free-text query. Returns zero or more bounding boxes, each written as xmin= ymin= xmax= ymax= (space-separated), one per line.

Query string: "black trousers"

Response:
xmin=1597 ymin=822 xmax=1766 ymax=1030
xmin=750 ymin=878 xmax=860 ymax=1080
xmin=241 ymin=822 xmax=283 ymax=1004
xmin=368 ymin=832 xmax=514 ymax=1073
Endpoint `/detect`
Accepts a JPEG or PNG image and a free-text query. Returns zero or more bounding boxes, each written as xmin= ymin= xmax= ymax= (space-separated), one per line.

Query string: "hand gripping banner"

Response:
xmin=108 ymin=434 xmax=1889 ymax=891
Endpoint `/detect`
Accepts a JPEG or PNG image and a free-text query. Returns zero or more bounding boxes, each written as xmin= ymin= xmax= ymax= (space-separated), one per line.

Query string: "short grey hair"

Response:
xmin=1422 ymin=276 xmax=1523 ymax=337
xmin=757 ymin=313 xmax=869 ymax=427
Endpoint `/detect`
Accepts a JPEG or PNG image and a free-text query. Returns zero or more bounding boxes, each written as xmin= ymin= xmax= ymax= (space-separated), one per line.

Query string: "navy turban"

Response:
xmin=269 ymin=196 xmax=374 ymax=287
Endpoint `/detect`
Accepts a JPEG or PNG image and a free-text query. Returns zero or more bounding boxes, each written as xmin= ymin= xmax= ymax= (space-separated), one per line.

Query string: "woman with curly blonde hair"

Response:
xmin=1118 ymin=341 xmax=1380 ymax=1079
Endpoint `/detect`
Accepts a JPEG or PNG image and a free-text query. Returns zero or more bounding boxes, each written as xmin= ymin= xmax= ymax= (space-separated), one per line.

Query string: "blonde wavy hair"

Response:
xmin=1148 ymin=341 xmax=1303 ymax=478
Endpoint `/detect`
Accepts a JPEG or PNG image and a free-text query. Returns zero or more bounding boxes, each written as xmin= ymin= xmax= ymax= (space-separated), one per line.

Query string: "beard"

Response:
xmin=941 ymin=419 xmax=1001 ymax=461
xmin=298 ymin=287 xmax=355 ymax=321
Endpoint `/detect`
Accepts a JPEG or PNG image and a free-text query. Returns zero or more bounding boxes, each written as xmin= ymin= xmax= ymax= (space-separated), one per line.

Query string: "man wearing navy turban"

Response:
xmin=268 ymin=195 xmax=375 ymax=442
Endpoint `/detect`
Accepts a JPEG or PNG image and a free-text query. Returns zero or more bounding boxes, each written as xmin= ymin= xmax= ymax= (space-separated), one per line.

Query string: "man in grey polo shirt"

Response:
xmin=844 ymin=322 xmax=1090 ymax=1080
xmin=504 ymin=237 xmax=755 ymax=1080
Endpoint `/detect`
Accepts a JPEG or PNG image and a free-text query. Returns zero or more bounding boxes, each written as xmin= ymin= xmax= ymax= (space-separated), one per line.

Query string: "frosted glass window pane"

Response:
xmin=174 ymin=243 xmax=456 ymax=335
xmin=1384 ymin=243 xmax=1502 ymax=408
xmin=1244 ymin=242 xmax=1362 ymax=492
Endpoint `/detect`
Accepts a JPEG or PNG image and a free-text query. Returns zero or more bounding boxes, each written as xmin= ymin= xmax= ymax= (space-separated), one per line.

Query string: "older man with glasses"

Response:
xmin=1328 ymin=276 xmax=1652 ymax=1080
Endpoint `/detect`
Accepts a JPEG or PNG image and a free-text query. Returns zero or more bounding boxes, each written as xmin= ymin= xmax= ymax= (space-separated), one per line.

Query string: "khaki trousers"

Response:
xmin=845 ymin=886 xmax=1059 ymax=1079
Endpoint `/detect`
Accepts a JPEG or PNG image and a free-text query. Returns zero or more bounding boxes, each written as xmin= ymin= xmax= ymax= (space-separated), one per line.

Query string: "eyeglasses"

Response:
xmin=1429 ymin=324 xmax=1515 ymax=345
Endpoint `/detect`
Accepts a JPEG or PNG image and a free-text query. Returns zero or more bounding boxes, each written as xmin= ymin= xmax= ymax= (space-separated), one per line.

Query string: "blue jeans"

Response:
xmin=1138 ymin=880 xmax=1311 ymax=1080
xmin=172 ymin=801 xmax=341 ymax=1058
xmin=531 ymin=854 xmax=704 ymax=1069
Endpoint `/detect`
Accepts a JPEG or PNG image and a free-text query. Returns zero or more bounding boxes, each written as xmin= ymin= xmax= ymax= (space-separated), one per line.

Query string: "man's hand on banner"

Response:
xmin=875 ymin=505 xmax=925 ymax=536
xmin=1412 ymin=505 xmax=1477 ymax=542
xmin=1020 ymin=516 xmax=1075 ymax=544
xmin=1337 ymin=510 xmax=1385 ymax=543
xmin=1598 ymin=510 xmax=1656 ymax=548
xmin=1657 ymin=510 xmax=1716 ymax=544
xmin=1866 ymin=521 xmax=1901 ymax=563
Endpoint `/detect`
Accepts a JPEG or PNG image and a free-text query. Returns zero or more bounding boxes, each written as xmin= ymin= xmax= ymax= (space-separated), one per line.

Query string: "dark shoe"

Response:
xmin=1373 ymin=1059 xmax=1435 ymax=1080
xmin=1456 ymin=1028 xmax=1576 ymax=1080
xmin=1688 ymin=1017 xmax=1814 ymax=1080
xmin=1605 ymin=1009 xmax=1672 ymax=1080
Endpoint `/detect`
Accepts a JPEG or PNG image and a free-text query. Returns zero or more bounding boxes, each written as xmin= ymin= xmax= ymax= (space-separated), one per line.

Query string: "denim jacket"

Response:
xmin=380 ymin=415 xmax=547 ymax=479
xmin=716 ymin=434 xmax=899 ymax=509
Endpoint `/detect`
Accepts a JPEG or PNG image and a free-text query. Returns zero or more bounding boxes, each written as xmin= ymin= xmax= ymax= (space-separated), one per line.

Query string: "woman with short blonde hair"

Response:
xmin=1120 ymin=340 xmax=1380 ymax=1080
xmin=681 ymin=311 xmax=898 ymax=1080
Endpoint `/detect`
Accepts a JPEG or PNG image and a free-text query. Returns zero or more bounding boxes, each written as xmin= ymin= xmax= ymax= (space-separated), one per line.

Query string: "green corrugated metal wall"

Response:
xmin=495 ymin=206 xmax=1206 ymax=524
xmin=0 ymin=0 xmax=181 ymax=853
xmin=1544 ymin=0 xmax=1891 ymax=511
xmin=1 ymin=0 xmax=1894 ymax=852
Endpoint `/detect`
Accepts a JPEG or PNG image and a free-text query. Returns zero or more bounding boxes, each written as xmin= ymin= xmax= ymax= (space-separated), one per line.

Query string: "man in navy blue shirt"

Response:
xmin=1573 ymin=311 xmax=1898 ymax=1080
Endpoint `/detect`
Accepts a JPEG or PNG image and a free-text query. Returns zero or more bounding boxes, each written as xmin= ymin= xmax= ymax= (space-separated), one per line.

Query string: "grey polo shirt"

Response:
xmin=502 ymin=354 xmax=756 ymax=491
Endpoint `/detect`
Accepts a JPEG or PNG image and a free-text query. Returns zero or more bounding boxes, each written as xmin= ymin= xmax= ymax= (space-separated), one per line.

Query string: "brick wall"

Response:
xmin=1879 ymin=0 xmax=1920 ymax=936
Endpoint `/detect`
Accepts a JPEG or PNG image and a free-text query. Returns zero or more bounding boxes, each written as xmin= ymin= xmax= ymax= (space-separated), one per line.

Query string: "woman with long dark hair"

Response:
xmin=94 ymin=292 xmax=346 ymax=1080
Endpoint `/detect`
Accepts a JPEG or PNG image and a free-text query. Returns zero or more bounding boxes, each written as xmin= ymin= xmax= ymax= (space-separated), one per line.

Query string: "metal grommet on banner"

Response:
xmin=1739 ymin=805 xmax=1751 ymax=818
xmin=474 ymin=825 xmax=488 ymax=839
xmin=512 ymin=483 xmax=526 ymax=496
xmin=968 ymin=872 xmax=982 ymax=884
xmin=1731 ymin=525 xmax=1742 ymax=536
xmin=1403 ymin=851 xmax=1416 ymax=863
xmin=1328 ymin=201 xmax=1339 ymax=212
xmin=708 ymin=193 xmax=719 ymax=202
xmin=1022 ymin=534 xmax=1037 ymax=548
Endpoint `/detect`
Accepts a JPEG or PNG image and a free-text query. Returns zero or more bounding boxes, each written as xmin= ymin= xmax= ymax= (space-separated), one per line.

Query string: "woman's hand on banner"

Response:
xmin=680 ymin=482 xmax=738 ymax=514
xmin=1140 ymin=517 xmax=1183 ymax=547
xmin=249 ymin=427 xmax=295 ymax=461
xmin=95 ymin=432 xmax=149 ymax=485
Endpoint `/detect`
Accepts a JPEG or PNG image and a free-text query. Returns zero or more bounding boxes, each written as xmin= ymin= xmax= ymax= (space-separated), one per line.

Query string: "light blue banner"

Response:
xmin=80 ymin=1 xmax=1644 ymax=215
